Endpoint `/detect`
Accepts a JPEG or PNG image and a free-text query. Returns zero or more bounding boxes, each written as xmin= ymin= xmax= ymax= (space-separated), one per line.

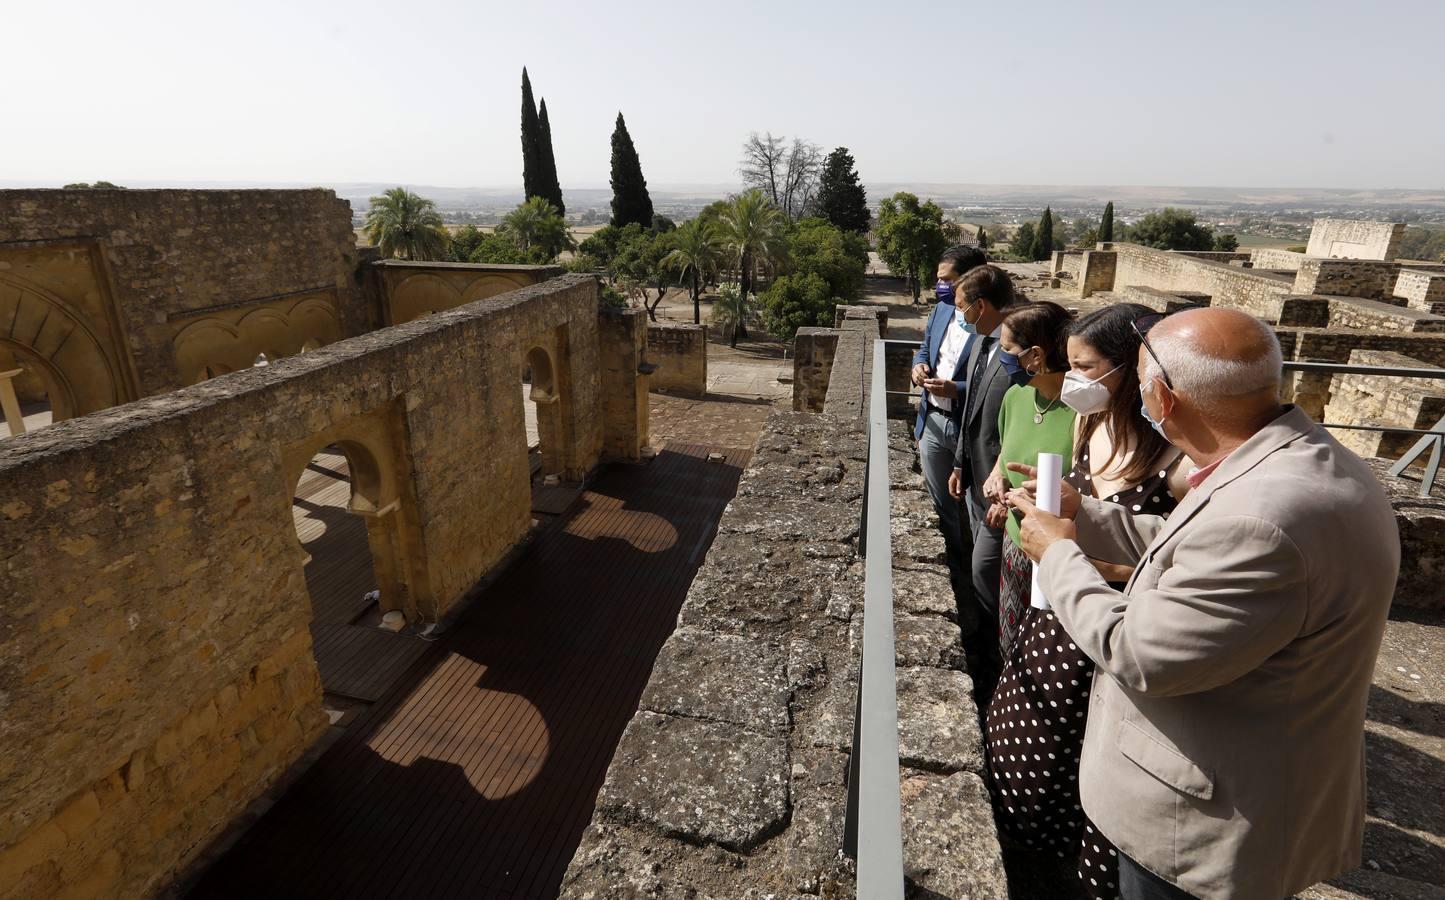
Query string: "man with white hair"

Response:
xmin=1008 ymin=307 xmax=1399 ymax=899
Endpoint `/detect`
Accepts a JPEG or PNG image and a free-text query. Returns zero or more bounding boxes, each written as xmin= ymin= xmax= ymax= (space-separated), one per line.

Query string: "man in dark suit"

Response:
xmin=910 ymin=245 xmax=987 ymax=599
xmin=946 ymin=265 xmax=1025 ymax=697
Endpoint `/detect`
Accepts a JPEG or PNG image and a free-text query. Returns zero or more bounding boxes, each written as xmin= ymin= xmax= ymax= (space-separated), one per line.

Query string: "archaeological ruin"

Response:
xmin=2 ymin=192 xmax=1442 ymax=899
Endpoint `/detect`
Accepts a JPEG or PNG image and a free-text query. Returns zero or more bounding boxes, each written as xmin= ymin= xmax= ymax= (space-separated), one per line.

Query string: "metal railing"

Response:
xmin=842 ymin=339 xmax=904 ymax=897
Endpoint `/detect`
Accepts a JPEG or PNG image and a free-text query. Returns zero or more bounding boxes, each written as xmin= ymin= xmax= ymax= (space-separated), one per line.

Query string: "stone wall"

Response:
xmin=1306 ymin=218 xmax=1404 ymax=260
xmin=370 ymin=260 xmax=561 ymax=326
xmin=1111 ymin=242 xmax=1297 ymax=321
xmin=1079 ymin=250 xmax=1118 ymax=298
xmin=1276 ymin=328 xmax=1445 ymax=419
xmin=1293 ymin=258 xmax=1402 ymax=301
xmin=793 ymin=328 xmax=840 ymax=413
xmin=1321 ymin=296 xmax=1445 ymax=333
xmin=1171 ymin=251 xmax=1254 ymax=264
xmin=598 ymin=309 xmax=652 ymax=462
xmin=1322 ymin=350 xmax=1445 ymax=461
xmin=0 ymin=189 xmax=367 ymax=399
xmin=0 ymin=276 xmax=634 ymax=898
xmin=562 ymin=310 xmax=1005 ymax=898
xmin=1394 ymin=269 xmax=1445 ymax=313
xmin=645 ymin=322 xmax=707 ymax=397
xmin=1251 ymin=248 xmax=1309 ymax=272
xmin=1115 ymin=285 xmax=1212 ymax=314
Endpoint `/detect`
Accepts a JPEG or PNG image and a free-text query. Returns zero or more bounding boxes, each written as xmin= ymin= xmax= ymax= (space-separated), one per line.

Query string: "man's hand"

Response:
xmin=911 ymin=363 xmax=930 ymax=387
xmin=1006 ymin=461 xmax=1081 ymax=519
xmin=985 ymin=502 xmax=1009 ymax=529
xmin=948 ymin=468 xmax=964 ymax=500
xmin=922 ymin=377 xmax=958 ymax=399
xmin=1011 ymin=494 xmax=1078 ymax=562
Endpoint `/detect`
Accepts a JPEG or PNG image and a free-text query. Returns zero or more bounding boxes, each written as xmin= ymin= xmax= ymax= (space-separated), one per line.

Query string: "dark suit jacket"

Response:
xmin=952 ymin=335 xmax=1028 ymax=506
xmin=911 ymin=301 xmax=972 ymax=439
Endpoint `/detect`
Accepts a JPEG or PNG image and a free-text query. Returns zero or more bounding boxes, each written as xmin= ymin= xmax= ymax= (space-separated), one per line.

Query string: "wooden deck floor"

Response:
xmin=190 ymin=443 xmax=749 ymax=899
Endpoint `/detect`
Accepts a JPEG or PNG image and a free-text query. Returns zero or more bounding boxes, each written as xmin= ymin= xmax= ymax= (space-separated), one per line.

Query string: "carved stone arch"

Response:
xmin=173 ymin=319 xmax=248 ymax=387
xmin=461 ymin=274 xmax=529 ymax=305
xmin=287 ymin=295 xmax=344 ymax=349
xmin=0 ymin=337 xmax=77 ymax=420
xmin=390 ymin=273 xmax=463 ymax=325
xmin=237 ymin=308 xmax=297 ymax=359
xmin=0 ymin=272 xmax=125 ymax=417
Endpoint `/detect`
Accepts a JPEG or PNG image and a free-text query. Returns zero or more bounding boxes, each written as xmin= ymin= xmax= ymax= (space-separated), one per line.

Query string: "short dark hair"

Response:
xmin=958 ymin=264 xmax=1016 ymax=311
xmin=1001 ymin=300 xmax=1073 ymax=373
xmin=939 ymin=244 xmax=987 ymax=277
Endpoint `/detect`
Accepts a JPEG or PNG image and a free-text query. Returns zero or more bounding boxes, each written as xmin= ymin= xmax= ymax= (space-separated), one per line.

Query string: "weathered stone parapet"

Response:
xmin=1274 ymin=327 xmax=1445 ymax=420
xmin=1115 ymin=285 xmax=1212 ymax=314
xmin=1368 ymin=457 xmax=1445 ymax=612
xmin=1251 ymin=248 xmax=1309 ymax=272
xmin=1394 ymin=269 xmax=1445 ymax=313
xmin=0 ymin=276 xmax=632 ymax=898
xmin=835 ymin=303 xmax=889 ymax=337
xmin=645 ymin=321 xmax=707 ymax=397
xmin=564 ymin=312 xmax=1006 ymax=898
xmin=793 ymin=327 xmax=840 ymax=413
xmin=1320 ymin=295 xmax=1445 ymax=332
xmin=1111 ymin=243 xmax=1295 ymax=321
xmin=1323 ymin=350 xmax=1445 ymax=461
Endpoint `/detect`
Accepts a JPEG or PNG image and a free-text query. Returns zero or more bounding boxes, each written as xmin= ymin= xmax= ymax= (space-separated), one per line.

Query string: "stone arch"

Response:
xmin=524 ymin=343 xmax=571 ymax=479
xmin=0 ymin=272 xmax=126 ymax=418
xmin=285 ymin=425 xmax=413 ymax=618
xmin=461 ymin=273 xmax=530 ymax=305
xmin=0 ymin=338 xmax=75 ymax=421
xmin=390 ymin=273 xmax=463 ymax=325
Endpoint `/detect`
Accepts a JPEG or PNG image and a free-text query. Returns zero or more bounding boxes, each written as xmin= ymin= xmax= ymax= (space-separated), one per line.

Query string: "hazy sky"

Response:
xmin=8 ymin=0 xmax=1444 ymax=190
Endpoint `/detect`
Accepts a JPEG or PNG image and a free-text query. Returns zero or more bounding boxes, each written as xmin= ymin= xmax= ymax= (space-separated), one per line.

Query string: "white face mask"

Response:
xmin=1060 ymin=364 xmax=1121 ymax=415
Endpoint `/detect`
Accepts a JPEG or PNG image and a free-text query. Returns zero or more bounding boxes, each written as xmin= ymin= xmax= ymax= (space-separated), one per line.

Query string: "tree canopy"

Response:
xmin=609 ymin=112 xmax=654 ymax=228
xmin=759 ymin=272 xmax=835 ymax=341
xmin=500 ymin=196 xmax=573 ymax=259
xmin=536 ymin=98 xmax=565 ymax=215
xmin=363 ymin=187 xmax=450 ymax=261
xmin=62 ymin=181 xmax=124 ymax=189
xmin=875 ymin=192 xmax=959 ymax=302
xmin=815 ymin=147 xmax=870 ymax=233
xmin=1031 ymin=207 xmax=1055 ymax=261
xmin=739 ymin=132 xmax=823 ymax=221
xmin=663 ymin=218 xmax=726 ymax=324
xmin=1100 ymin=202 xmax=1115 ymax=242
xmin=1125 ymin=207 xmax=1218 ymax=251
xmin=520 ymin=68 xmax=543 ymax=203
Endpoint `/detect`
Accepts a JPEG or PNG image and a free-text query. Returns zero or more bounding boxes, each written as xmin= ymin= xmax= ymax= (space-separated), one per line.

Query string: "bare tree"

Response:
xmin=738 ymin=133 xmax=822 ymax=221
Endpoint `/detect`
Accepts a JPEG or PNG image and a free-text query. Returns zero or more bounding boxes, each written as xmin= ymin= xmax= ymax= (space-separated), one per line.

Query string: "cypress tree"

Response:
xmin=815 ymin=147 xmax=870 ymax=233
xmin=537 ymin=98 xmax=565 ymax=216
xmin=609 ymin=112 xmax=654 ymax=228
xmin=520 ymin=68 xmax=542 ymax=201
xmin=976 ymin=226 xmax=988 ymax=250
xmin=1100 ymin=201 xmax=1114 ymax=242
xmin=1033 ymin=207 xmax=1054 ymax=261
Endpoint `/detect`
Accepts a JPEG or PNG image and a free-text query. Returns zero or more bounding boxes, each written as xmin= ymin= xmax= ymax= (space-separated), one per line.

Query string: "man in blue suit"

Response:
xmin=910 ymin=245 xmax=987 ymax=598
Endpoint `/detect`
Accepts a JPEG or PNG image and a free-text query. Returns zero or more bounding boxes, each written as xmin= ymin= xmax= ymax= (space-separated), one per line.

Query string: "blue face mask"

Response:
xmin=998 ymin=348 xmax=1028 ymax=379
xmin=954 ymin=298 xmax=977 ymax=334
xmin=935 ymin=279 xmax=956 ymax=304
xmin=1139 ymin=382 xmax=1169 ymax=438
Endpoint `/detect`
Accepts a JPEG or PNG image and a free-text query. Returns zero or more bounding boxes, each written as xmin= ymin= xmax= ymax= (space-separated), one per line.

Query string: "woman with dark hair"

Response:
xmin=983 ymin=302 xmax=1192 ymax=900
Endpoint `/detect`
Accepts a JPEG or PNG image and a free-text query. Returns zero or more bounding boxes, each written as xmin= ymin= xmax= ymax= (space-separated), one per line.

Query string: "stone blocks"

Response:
xmin=1306 ymin=218 xmax=1404 ymax=261
xmin=645 ymin=322 xmax=707 ymax=398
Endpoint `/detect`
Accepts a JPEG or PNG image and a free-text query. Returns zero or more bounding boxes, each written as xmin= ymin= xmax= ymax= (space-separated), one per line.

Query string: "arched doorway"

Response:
xmin=292 ymin=445 xmax=382 ymax=628
xmin=524 ymin=345 xmax=565 ymax=482
xmin=0 ymin=341 xmax=68 ymax=438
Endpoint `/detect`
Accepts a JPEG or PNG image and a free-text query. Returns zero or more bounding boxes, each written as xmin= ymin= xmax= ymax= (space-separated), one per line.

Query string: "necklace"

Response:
xmin=1032 ymin=389 xmax=1061 ymax=424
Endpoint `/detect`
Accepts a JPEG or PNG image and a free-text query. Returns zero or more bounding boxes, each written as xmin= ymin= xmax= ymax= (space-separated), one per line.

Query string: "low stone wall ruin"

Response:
xmin=1110 ymin=243 xmax=1296 ymax=321
xmin=562 ymin=310 xmax=1006 ymax=897
xmin=0 ymin=276 xmax=647 ymax=898
xmin=645 ymin=321 xmax=708 ymax=397
xmin=1251 ymin=248 xmax=1309 ymax=272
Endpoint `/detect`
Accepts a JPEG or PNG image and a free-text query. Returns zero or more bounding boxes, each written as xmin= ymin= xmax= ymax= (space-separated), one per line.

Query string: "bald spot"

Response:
xmin=1152 ymin=307 xmax=1274 ymax=367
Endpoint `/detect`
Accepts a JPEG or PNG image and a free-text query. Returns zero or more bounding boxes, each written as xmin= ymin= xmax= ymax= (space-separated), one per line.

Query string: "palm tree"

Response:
xmin=363 ymin=187 xmax=450 ymax=261
xmin=711 ymin=283 xmax=755 ymax=348
xmin=663 ymin=218 xmax=726 ymax=324
xmin=500 ymin=196 xmax=574 ymax=259
xmin=716 ymin=190 xmax=785 ymax=340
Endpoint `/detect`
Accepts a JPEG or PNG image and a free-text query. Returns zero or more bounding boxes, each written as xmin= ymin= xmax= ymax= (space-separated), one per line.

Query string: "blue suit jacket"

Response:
xmin=911 ymin=301 xmax=974 ymax=439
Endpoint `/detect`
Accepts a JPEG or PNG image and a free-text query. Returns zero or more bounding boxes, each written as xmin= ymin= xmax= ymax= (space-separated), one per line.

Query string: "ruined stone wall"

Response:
xmin=1115 ymin=285 xmax=1212 ymax=314
xmin=370 ymin=260 xmax=561 ymax=326
xmin=1171 ymin=251 xmax=1253 ymax=264
xmin=1306 ymin=219 xmax=1404 ymax=260
xmin=1322 ymin=349 xmax=1445 ymax=461
xmin=597 ymin=308 xmax=651 ymax=462
xmin=1251 ymin=248 xmax=1309 ymax=271
xmin=1394 ymin=269 xmax=1445 ymax=313
xmin=1079 ymin=250 xmax=1118 ymax=298
xmin=1276 ymin=327 xmax=1445 ymax=419
xmin=1111 ymin=243 xmax=1296 ymax=321
xmin=0 ymin=276 xmax=620 ymax=898
xmin=793 ymin=328 xmax=840 ymax=413
xmin=0 ymin=189 xmax=367 ymax=397
xmin=1322 ymin=296 xmax=1445 ymax=333
xmin=563 ymin=311 xmax=1005 ymax=898
xmin=1293 ymin=258 xmax=1402 ymax=301
xmin=645 ymin=322 xmax=708 ymax=397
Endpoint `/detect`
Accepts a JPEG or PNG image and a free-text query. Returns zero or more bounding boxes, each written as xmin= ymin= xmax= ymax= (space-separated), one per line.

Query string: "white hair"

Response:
xmin=1143 ymin=316 xmax=1282 ymax=416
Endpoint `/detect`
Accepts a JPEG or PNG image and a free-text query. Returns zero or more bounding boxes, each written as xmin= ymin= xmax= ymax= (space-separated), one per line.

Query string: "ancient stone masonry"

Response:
xmin=1323 ymin=349 xmax=1445 ymax=463
xmin=562 ymin=311 xmax=1006 ymax=898
xmin=0 ymin=275 xmax=649 ymax=899
xmin=1293 ymin=258 xmax=1403 ymax=301
xmin=645 ymin=322 xmax=707 ymax=397
xmin=1107 ymin=243 xmax=1296 ymax=321
xmin=1394 ymin=269 xmax=1445 ymax=314
xmin=0 ymin=189 xmax=365 ymax=399
xmin=1306 ymin=218 xmax=1405 ymax=260
xmin=369 ymin=260 xmax=561 ymax=326
xmin=792 ymin=327 xmax=840 ymax=413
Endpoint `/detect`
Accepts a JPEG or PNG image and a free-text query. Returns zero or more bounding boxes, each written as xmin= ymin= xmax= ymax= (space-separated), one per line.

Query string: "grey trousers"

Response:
xmin=919 ymin=409 xmax=968 ymax=595
xmin=964 ymin=488 xmax=1005 ymax=619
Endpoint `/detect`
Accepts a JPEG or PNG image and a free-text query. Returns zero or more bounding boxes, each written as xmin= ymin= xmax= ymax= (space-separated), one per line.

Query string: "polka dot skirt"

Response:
xmin=983 ymin=608 xmax=1120 ymax=899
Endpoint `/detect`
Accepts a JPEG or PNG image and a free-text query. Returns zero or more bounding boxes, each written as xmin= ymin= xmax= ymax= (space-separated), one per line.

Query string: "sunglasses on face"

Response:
xmin=1131 ymin=312 xmax=1173 ymax=390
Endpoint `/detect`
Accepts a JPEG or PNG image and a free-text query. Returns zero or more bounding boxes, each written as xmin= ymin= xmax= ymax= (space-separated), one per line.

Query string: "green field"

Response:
xmin=1231 ymin=232 xmax=1306 ymax=250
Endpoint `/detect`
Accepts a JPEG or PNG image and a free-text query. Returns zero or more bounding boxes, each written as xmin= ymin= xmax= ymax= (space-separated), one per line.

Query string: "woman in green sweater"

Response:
xmin=978 ymin=300 xmax=1076 ymax=654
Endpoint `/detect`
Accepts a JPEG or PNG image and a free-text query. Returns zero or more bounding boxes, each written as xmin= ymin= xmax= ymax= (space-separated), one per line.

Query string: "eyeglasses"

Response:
xmin=1131 ymin=312 xmax=1173 ymax=390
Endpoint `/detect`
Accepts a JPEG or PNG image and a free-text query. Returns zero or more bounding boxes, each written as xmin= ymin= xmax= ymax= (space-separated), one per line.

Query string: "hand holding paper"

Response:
xmin=1028 ymin=453 xmax=1063 ymax=610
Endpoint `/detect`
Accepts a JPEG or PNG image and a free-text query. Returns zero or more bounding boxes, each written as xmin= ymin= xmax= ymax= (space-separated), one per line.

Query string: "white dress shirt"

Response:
xmin=931 ymin=318 xmax=971 ymax=413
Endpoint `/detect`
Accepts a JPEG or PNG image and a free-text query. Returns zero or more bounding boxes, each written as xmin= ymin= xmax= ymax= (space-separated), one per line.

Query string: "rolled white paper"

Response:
xmin=1030 ymin=452 xmax=1064 ymax=610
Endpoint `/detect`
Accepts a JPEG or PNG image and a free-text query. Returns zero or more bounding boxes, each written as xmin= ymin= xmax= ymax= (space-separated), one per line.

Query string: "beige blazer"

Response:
xmin=1039 ymin=406 xmax=1399 ymax=900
